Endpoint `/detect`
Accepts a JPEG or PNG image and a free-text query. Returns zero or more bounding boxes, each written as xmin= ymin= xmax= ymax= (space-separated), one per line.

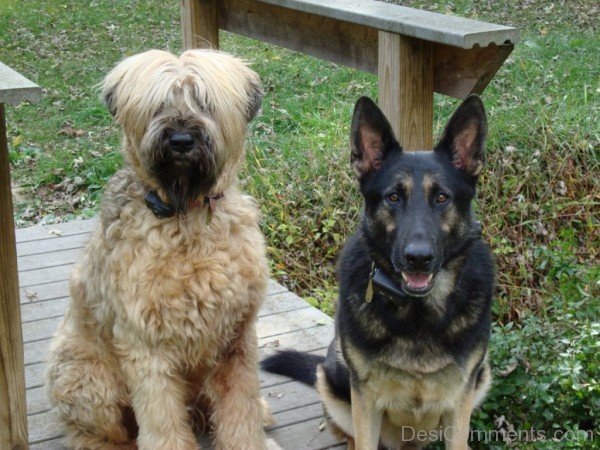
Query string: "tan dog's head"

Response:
xmin=101 ymin=49 xmax=262 ymax=214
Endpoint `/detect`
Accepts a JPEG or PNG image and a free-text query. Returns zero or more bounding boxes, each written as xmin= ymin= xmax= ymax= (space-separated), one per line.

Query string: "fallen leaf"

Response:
xmin=259 ymin=339 xmax=280 ymax=349
xmin=48 ymin=229 xmax=64 ymax=237
xmin=25 ymin=290 xmax=38 ymax=301
xmin=499 ymin=361 xmax=518 ymax=377
xmin=59 ymin=125 xmax=86 ymax=138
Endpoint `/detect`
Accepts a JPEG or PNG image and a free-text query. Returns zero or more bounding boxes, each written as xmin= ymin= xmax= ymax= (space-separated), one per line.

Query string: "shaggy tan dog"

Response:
xmin=46 ymin=49 xmax=270 ymax=450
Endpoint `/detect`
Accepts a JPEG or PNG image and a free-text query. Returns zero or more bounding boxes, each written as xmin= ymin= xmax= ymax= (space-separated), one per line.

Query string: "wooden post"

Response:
xmin=378 ymin=31 xmax=434 ymax=151
xmin=181 ymin=0 xmax=219 ymax=50
xmin=0 ymin=103 xmax=29 ymax=450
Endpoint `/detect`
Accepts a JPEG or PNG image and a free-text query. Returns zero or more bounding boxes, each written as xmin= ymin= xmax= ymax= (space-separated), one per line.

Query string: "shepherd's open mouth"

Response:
xmin=401 ymin=272 xmax=435 ymax=296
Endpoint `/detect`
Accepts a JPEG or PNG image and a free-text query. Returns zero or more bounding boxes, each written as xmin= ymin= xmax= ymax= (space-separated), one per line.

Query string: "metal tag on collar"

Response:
xmin=204 ymin=193 xmax=222 ymax=225
xmin=365 ymin=262 xmax=376 ymax=303
xmin=144 ymin=191 xmax=175 ymax=219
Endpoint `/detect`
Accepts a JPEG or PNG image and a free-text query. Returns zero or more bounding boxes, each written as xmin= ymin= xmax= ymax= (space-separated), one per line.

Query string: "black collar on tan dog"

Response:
xmin=144 ymin=190 xmax=224 ymax=219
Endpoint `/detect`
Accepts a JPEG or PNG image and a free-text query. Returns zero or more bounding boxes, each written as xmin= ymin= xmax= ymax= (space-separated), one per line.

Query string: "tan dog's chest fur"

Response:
xmin=46 ymin=49 xmax=271 ymax=450
xmin=74 ymin=170 xmax=267 ymax=368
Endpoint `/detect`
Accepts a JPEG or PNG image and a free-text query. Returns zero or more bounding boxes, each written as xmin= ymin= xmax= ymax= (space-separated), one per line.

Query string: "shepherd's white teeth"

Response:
xmin=426 ymin=274 xmax=433 ymax=282
xmin=401 ymin=272 xmax=408 ymax=282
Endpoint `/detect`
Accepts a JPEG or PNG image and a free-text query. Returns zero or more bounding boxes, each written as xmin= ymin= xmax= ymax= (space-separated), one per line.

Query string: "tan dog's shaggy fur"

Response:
xmin=46 ymin=49 xmax=270 ymax=450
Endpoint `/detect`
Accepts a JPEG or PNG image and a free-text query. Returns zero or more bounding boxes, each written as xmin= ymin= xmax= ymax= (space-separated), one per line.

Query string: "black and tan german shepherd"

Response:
xmin=262 ymin=95 xmax=495 ymax=450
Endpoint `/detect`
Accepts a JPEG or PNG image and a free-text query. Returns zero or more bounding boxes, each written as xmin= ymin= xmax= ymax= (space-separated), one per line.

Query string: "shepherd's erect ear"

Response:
xmin=351 ymin=96 xmax=401 ymax=180
xmin=435 ymin=95 xmax=487 ymax=177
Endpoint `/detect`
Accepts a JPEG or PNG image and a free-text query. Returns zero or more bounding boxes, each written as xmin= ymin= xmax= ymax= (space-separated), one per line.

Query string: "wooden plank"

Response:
xmin=18 ymin=247 xmax=83 ymax=273
xmin=25 ymin=362 xmax=45 ymax=389
xmin=258 ymin=307 xmax=332 ymax=339
xmin=264 ymin=381 xmax=322 ymax=416
xmin=24 ymin=339 xmax=51 ymax=366
xmin=29 ymin=407 xmax=346 ymax=450
xmin=21 ymin=323 xmax=334 ymax=393
xmin=22 ymin=366 xmax=332 ymax=426
xmin=0 ymin=61 xmax=42 ymax=106
xmin=29 ymin=437 xmax=65 ymax=450
xmin=21 ymin=297 xmax=68 ymax=324
xmin=378 ymin=32 xmax=434 ymax=151
xmin=28 ymin=410 xmax=61 ymax=444
xmin=217 ymin=0 xmax=515 ymax=99
xmin=252 ymin=0 xmax=519 ymax=49
xmin=18 ymin=292 xmax=308 ymax=362
xmin=26 ymin=386 xmax=49 ymax=416
xmin=268 ymin=416 xmax=343 ymax=449
xmin=220 ymin=0 xmax=378 ymax=74
xmin=20 ymin=281 xmax=69 ymax=304
xmin=434 ymin=42 xmax=515 ymax=98
xmin=17 ymin=270 xmax=283 ymax=305
xmin=0 ymin=102 xmax=29 ymax=449
xmin=181 ymin=0 xmax=219 ymax=50
xmin=260 ymin=291 xmax=312 ymax=317
xmin=27 ymin=377 xmax=330 ymax=445
xmin=259 ymin=325 xmax=333 ymax=388
xmin=268 ymin=279 xmax=293 ymax=296
xmin=18 ymin=264 xmax=73 ymax=289
xmin=17 ymin=232 xmax=90 ymax=258
xmin=15 ymin=218 xmax=96 ymax=243
xmin=22 ymin=316 xmax=62 ymax=344
xmin=17 ymin=292 xmax=321 ymax=345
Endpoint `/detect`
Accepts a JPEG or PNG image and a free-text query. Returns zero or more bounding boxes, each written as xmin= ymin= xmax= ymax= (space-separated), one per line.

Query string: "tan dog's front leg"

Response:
xmin=122 ymin=352 xmax=198 ymax=450
xmin=205 ymin=321 xmax=268 ymax=450
xmin=351 ymin=385 xmax=383 ymax=450
xmin=442 ymin=388 xmax=474 ymax=450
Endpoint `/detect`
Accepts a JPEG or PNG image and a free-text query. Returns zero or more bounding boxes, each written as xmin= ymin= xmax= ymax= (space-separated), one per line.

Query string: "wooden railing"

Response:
xmin=0 ymin=61 xmax=41 ymax=450
xmin=180 ymin=0 xmax=519 ymax=150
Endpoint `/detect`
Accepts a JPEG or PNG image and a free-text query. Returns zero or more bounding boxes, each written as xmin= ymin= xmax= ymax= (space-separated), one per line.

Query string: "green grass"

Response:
xmin=2 ymin=0 xmax=599 ymax=447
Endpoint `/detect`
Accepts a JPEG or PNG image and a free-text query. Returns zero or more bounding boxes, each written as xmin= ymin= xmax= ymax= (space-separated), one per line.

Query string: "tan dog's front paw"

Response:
xmin=261 ymin=396 xmax=274 ymax=427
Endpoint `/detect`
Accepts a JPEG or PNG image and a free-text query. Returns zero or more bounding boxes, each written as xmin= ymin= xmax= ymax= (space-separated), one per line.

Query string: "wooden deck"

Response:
xmin=16 ymin=218 xmax=345 ymax=449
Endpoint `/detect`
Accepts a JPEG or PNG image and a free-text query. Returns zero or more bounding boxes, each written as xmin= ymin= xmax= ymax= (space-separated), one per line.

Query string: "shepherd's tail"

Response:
xmin=261 ymin=350 xmax=325 ymax=386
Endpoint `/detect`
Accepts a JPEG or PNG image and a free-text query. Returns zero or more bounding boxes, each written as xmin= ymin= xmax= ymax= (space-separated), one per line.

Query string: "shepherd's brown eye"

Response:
xmin=436 ymin=193 xmax=449 ymax=203
xmin=387 ymin=193 xmax=400 ymax=203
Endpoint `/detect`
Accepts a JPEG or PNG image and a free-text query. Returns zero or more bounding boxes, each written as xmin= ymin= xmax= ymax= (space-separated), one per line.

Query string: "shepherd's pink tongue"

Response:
xmin=402 ymin=272 xmax=433 ymax=289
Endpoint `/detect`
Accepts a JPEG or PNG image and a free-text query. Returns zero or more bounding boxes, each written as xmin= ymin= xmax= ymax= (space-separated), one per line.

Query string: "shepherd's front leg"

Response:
xmin=121 ymin=350 xmax=198 ymax=450
xmin=442 ymin=388 xmax=474 ymax=450
xmin=205 ymin=321 xmax=268 ymax=450
xmin=351 ymin=385 xmax=383 ymax=450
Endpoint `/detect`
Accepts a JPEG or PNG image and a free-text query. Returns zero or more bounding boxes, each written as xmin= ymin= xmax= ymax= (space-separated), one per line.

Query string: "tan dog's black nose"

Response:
xmin=169 ymin=132 xmax=194 ymax=153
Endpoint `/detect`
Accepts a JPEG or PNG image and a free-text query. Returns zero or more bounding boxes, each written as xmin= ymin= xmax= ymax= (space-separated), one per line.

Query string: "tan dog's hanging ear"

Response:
xmin=245 ymin=76 xmax=263 ymax=123
xmin=102 ymin=88 xmax=118 ymax=117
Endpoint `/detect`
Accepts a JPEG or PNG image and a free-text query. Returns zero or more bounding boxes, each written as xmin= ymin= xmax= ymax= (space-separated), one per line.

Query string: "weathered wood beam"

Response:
xmin=0 ymin=103 xmax=29 ymax=450
xmin=219 ymin=0 xmax=377 ymax=73
xmin=378 ymin=32 xmax=434 ymax=150
xmin=181 ymin=0 xmax=219 ymax=50
xmin=216 ymin=0 xmax=515 ymax=100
